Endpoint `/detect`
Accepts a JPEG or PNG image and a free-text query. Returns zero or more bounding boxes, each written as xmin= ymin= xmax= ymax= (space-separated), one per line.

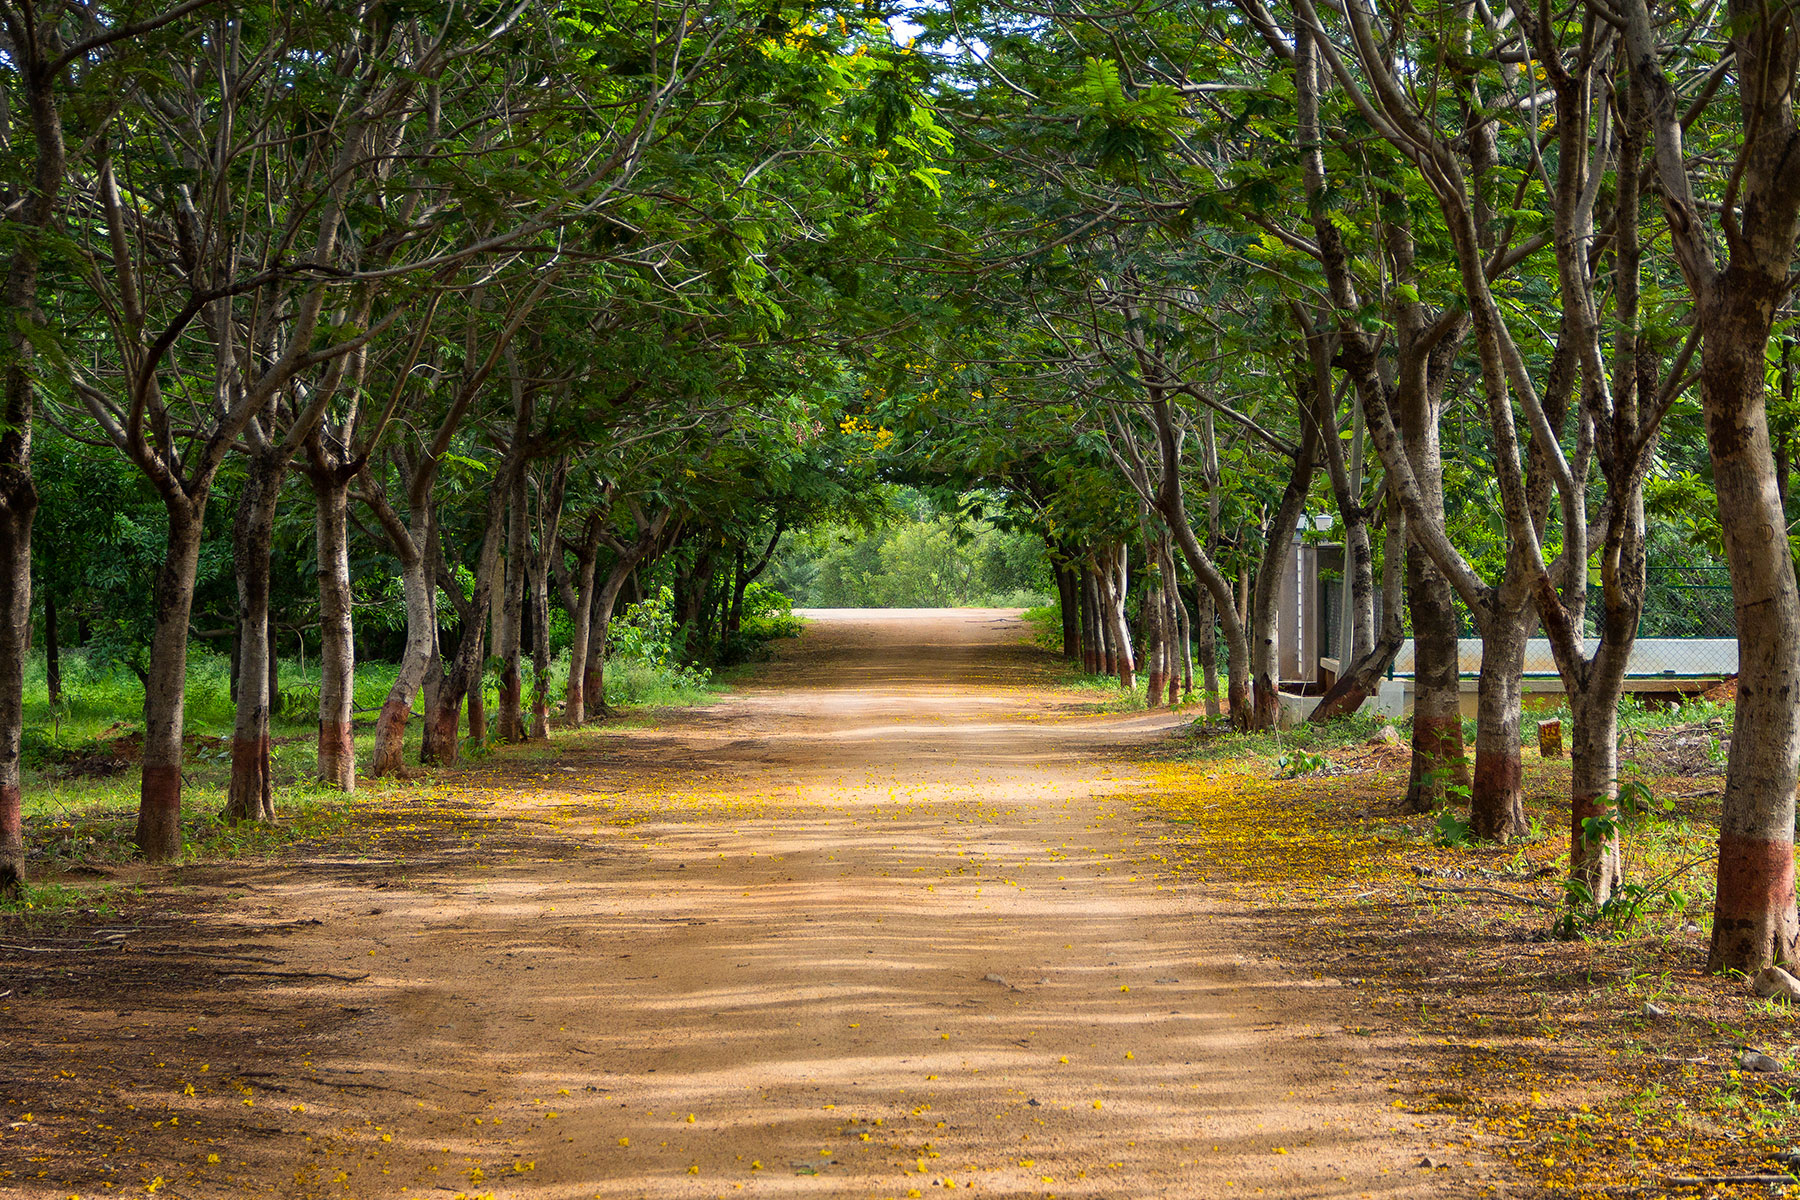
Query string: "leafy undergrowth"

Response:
xmin=1133 ymin=722 xmax=1799 ymax=1198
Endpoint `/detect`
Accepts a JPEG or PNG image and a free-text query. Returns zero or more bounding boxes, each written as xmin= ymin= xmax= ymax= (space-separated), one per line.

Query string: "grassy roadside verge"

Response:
xmin=1128 ymin=716 xmax=1798 ymax=1197
xmin=6 ymin=650 xmax=734 ymax=913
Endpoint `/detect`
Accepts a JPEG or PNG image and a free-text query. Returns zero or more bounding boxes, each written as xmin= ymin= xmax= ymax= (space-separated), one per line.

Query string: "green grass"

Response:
xmin=9 ymin=644 xmax=738 ymax=885
xmin=1178 ymin=708 xmax=1391 ymax=761
xmin=1020 ymin=604 xmax=1062 ymax=651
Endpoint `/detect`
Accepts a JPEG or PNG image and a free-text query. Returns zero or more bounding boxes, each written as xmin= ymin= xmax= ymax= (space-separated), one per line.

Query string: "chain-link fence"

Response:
xmin=1637 ymin=564 xmax=1735 ymax=638
xmin=1314 ymin=558 xmax=1738 ymax=686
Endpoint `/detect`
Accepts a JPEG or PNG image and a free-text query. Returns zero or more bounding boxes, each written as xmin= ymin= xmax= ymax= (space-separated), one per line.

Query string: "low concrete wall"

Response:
xmin=1306 ymin=638 xmax=1737 ymax=720
xmin=1383 ymin=638 xmax=1737 ymax=677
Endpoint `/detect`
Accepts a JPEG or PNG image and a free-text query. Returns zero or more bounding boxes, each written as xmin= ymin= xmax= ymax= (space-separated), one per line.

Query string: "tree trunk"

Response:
xmin=1078 ymin=565 xmax=1097 ymax=672
xmin=585 ymin=579 xmax=609 ymax=718
xmin=268 ymin=623 xmax=281 ymax=718
xmin=1399 ymin=345 xmax=1470 ymax=811
xmin=529 ymin=554 xmax=552 ymax=737
xmin=135 ymin=494 xmax=208 ymax=861
xmin=1054 ymin=559 xmax=1079 ymax=660
xmin=308 ymin=465 xmax=357 ymax=791
xmin=586 ymin=564 xmax=637 ymax=719
xmin=0 ymin=13 xmax=59 ymax=899
xmin=1403 ymin=548 xmax=1470 ymax=813
xmin=560 ymin=519 xmax=603 ymax=725
xmin=0 ymin=493 xmax=33 ymax=896
xmin=1469 ymin=600 xmax=1530 ymax=839
xmin=1144 ymin=570 xmax=1167 ymax=707
xmin=1704 ymin=293 xmax=1800 ymax=970
xmin=43 ymin=587 xmax=59 ymax=706
xmin=1567 ymin=686 xmax=1624 ymax=907
xmin=467 ymin=675 xmax=487 ymax=745
xmin=1091 ymin=566 xmax=1114 ymax=674
xmin=226 ymin=451 xmax=283 ymax=823
xmin=1173 ymin=568 xmax=1194 ymax=699
xmin=495 ymin=467 xmax=528 ymax=743
xmin=1196 ymin=586 xmax=1220 ymax=718
xmin=369 ymin=518 xmax=435 ymax=779
xmin=1109 ymin=548 xmax=1135 ymax=689
xmin=1311 ymin=494 xmax=1407 ymax=722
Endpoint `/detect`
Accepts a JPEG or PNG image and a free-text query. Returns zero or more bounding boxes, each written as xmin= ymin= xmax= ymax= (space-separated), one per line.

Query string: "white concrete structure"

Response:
xmin=1297 ymin=638 xmax=1738 ymax=721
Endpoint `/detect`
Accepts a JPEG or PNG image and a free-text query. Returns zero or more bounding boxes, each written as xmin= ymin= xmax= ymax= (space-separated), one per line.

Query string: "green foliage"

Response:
xmin=1434 ymin=808 xmax=1475 ymax=848
xmin=1275 ymin=748 xmax=1332 ymax=779
xmin=610 ymin=587 xmax=714 ymax=690
xmin=771 ymin=489 xmax=1053 ymax=607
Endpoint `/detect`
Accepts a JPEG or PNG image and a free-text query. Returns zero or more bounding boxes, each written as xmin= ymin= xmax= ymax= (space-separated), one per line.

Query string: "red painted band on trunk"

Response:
xmin=141 ymin=764 xmax=182 ymax=810
xmin=1714 ymin=832 xmax=1798 ymax=921
xmin=0 ymin=781 xmax=21 ymax=851
xmin=1473 ymin=750 xmax=1522 ymax=792
xmin=317 ymin=721 xmax=355 ymax=759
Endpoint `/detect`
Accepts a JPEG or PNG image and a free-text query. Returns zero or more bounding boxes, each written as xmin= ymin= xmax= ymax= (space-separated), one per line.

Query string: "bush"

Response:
xmin=609 ymin=586 xmax=713 ymax=691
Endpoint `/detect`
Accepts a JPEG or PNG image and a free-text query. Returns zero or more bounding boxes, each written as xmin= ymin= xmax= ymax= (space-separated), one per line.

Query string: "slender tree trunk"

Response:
xmin=1248 ymin=544 xmax=1284 ymax=728
xmin=529 ymin=558 xmax=552 ymax=737
xmin=0 ymin=15 xmax=60 ymax=899
xmin=1469 ymin=600 xmax=1531 ymax=839
xmin=1078 ymin=565 xmax=1097 ymax=672
xmin=561 ymin=528 xmax=602 ymax=725
xmin=226 ymin=451 xmax=284 ymax=823
xmin=43 ymin=587 xmax=60 ymax=706
xmin=1311 ymin=495 xmax=1407 ymax=721
xmin=135 ymin=494 xmax=208 ymax=861
xmin=1567 ymin=686 xmax=1624 ymax=905
xmin=369 ymin=522 xmax=435 ymax=780
xmin=585 ymin=579 xmax=609 ymax=718
xmin=1054 ymin=559 xmax=1078 ymax=659
xmin=1403 ymin=548 xmax=1470 ymax=813
xmin=1106 ymin=547 xmax=1135 ymax=689
xmin=1704 ymin=297 xmax=1800 ymax=970
xmin=1144 ymin=570 xmax=1166 ymax=706
xmin=587 ymin=568 xmax=637 ymax=719
xmin=0 ymin=493 xmax=33 ymax=895
xmin=495 ymin=468 xmax=527 ymax=743
xmin=308 ymin=465 xmax=357 ymax=791
xmin=1173 ymin=564 xmax=1194 ymax=699
xmin=1197 ymin=587 xmax=1220 ymax=718
xmin=1087 ymin=564 xmax=1101 ymax=676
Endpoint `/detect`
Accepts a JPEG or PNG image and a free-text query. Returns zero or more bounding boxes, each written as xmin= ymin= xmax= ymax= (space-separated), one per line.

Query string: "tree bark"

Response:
xmin=1102 ymin=546 xmax=1135 ymax=690
xmin=1249 ymin=392 xmax=1320 ymax=728
xmin=1311 ymin=494 xmax=1406 ymax=721
xmin=1148 ymin=402 xmax=1252 ymax=726
xmin=558 ymin=511 xmax=605 ymax=725
xmin=527 ymin=461 xmax=567 ymax=738
xmin=1091 ymin=566 xmax=1114 ymax=675
xmin=1403 ymin=547 xmax=1469 ymax=814
xmin=1196 ymin=586 xmax=1219 ymax=718
xmin=495 ymin=465 xmax=528 ymax=743
xmin=135 ymin=493 xmax=208 ymax=860
xmin=0 ymin=15 xmax=60 ymax=897
xmin=1078 ymin=564 xmax=1097 ymax=672
xmin=1703 ymin=304 xmax=1800 ymax=969
xmin=226 ymin=450 xmax=284 ymax=823
xmin=1469 ymin=601 xmax=1530 ymax=839
xmin=0 ymin=493 xmax=33 ymax=896
xmin=43 ymin=586 xmax=60 ymax=707
xmin=1568 ymin=686 xmax=1625 ymax=905
xmin=1144 ymin=568 xmax=1167 ymax=707
xmin=307 ymin=462 xmax=357 ymax=791
xmin=363 ymin=479 xmax=435 ymax=780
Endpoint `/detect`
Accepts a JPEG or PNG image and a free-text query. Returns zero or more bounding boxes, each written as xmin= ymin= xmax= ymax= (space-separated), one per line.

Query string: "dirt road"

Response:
xmin=10 ymin=610 xmax=1475 ymax=1198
